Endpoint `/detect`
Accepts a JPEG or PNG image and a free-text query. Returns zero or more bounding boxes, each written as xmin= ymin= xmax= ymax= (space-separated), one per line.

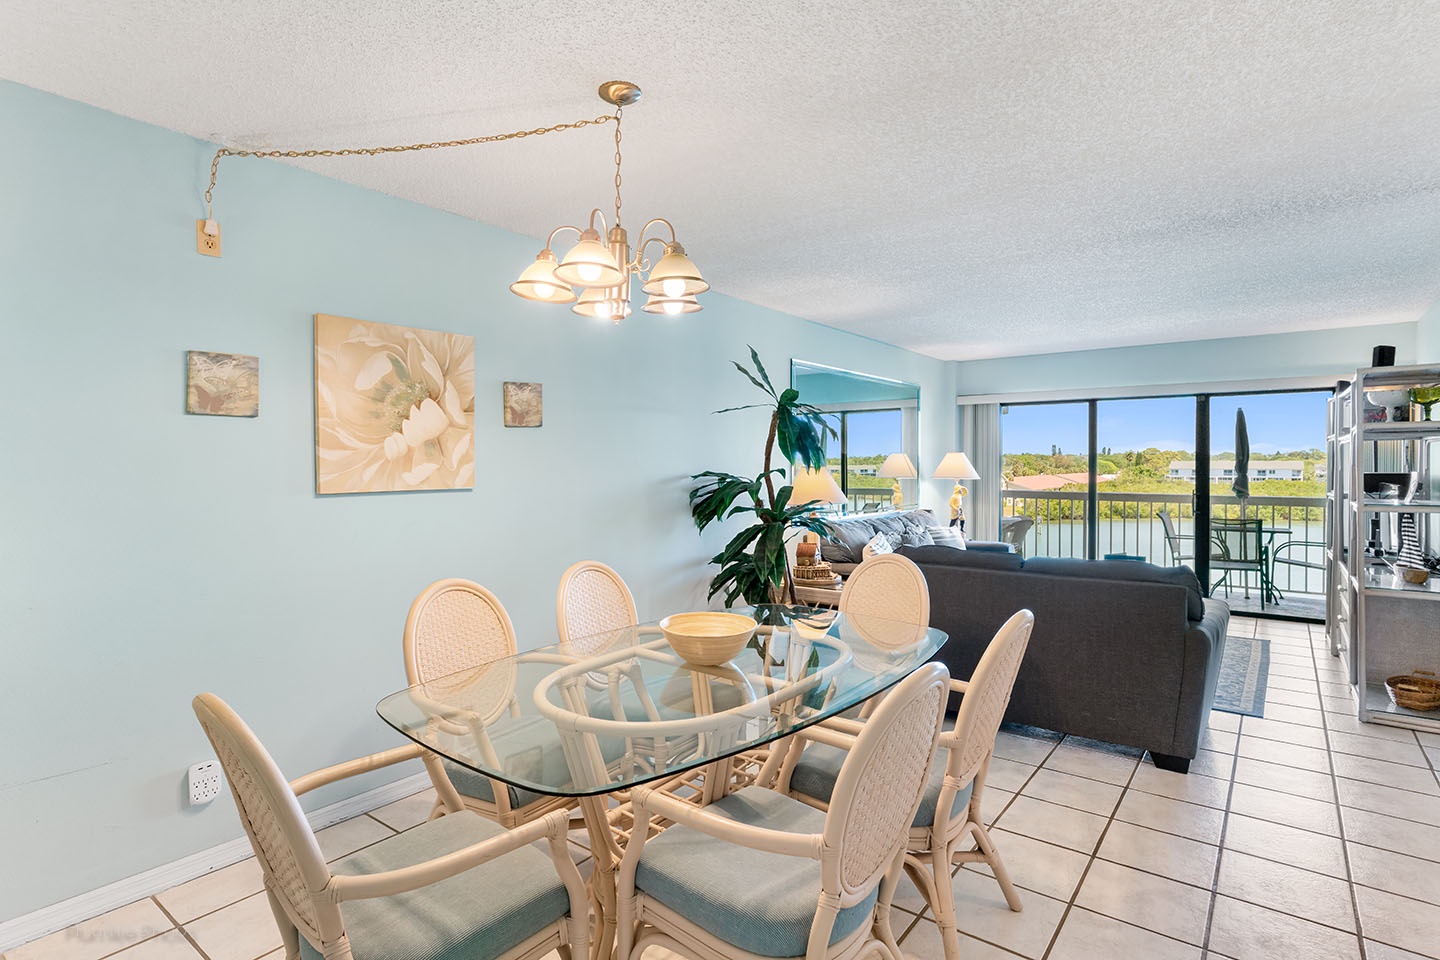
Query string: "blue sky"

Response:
xmin=1002 ymin=391 xmax=1330 ymax=456
xmin=821 ymin=410 xmax=903 ymax=459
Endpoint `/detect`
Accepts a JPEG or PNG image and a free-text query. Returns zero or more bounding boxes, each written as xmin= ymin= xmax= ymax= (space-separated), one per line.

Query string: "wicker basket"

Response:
xmin=1385 ymin=670 xmax=1440 ymax=712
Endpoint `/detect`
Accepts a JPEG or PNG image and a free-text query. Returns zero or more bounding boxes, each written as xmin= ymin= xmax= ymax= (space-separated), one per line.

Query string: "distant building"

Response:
xmin=1007 ymin=472 xmax=1117 ymax=491
xmin=1167 ymin=460 xmax=1304 ymax=481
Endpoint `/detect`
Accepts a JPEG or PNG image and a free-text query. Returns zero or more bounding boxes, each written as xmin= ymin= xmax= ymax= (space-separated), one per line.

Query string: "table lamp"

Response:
xmin=790 ymin=465 xmax=847 ymax=511
xmin=933 ymin=452 xmax=980 ymax=529
xmin=876 ymin=453 xmax=917 ymax=509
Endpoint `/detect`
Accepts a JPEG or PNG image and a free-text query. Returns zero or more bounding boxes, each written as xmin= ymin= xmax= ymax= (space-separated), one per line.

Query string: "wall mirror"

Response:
xmin=791 ymin=360 xmax=921 ymax=513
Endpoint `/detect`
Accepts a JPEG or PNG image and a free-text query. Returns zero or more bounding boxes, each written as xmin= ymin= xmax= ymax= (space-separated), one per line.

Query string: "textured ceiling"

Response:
xmin=5 ymin=0 xmax=1440 ymax=360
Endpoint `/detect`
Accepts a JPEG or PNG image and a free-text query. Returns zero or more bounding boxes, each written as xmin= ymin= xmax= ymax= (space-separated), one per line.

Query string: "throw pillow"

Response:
xmin=929 ymin=525 xmax=967 ymax=550
xmin=861 ymin=532 xmax=894 ymax=561
xmin=900 ymin=527 xmax=934 ymax=548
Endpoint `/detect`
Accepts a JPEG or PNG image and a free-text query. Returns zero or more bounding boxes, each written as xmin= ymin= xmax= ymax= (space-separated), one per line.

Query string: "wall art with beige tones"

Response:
xmin=313 ymin=313 xmax=475 ymax=494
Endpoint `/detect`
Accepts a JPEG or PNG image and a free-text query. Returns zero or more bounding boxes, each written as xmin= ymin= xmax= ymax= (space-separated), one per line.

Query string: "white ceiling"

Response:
xmin=5 ymin=0 xmax=1440 ymax=360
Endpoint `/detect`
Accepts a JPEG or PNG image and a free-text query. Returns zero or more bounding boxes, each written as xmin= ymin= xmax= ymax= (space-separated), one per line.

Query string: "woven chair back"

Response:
xmin=946 ymin=609 xmax=1034 ymax=788
xmin=191 ymin=694 xmax=337 ymax=947
xmin=823 ymin=661 xmax=948 ymax=900
xmin=839 ymin=553 xmax=930 ymax=627
xmin=403 ymin=578 xmax=518 ymax=685
xmin=556 ymin=560 xmax=638 ymax=652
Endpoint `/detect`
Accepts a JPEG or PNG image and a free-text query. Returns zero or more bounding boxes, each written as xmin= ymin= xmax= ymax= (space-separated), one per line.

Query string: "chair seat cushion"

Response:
xmin=299 ymin=811 xmax=568 ymax=960
xmin=789 ymin=741 xmax=972 ymax=829
xmin=634 ymin=786 xmax=878 ymax=958
xmin=442 ymin=758 xmax=555 ymax=811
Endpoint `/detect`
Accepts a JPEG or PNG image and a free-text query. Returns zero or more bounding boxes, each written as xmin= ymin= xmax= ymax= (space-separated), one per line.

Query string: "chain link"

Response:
xmin=204 ymin=113 xmax=617 ymax=217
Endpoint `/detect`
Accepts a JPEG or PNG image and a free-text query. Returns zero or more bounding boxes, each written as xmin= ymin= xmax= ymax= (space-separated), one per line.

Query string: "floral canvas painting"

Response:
xmin=503 ymin=381 xmax=543 ymax=427
xmin=314 ymin=314 xmax=475 ymax=494
xmin=186 ymin=351 xmax=259 ymax=417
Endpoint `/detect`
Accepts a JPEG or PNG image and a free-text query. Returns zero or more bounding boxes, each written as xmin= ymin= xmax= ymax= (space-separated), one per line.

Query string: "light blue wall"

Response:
xmin=953 ymin=323 xmax=1421 ymax=397
xmin=0 ymin=80 xmax=954 ymax=921
xmin=1418 ymin=299 xmax=1440 ymax=363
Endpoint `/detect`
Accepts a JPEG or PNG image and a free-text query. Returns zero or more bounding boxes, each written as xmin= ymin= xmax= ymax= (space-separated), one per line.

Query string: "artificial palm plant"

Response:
xmin=690 ymin=347 xmax=838 ymax=606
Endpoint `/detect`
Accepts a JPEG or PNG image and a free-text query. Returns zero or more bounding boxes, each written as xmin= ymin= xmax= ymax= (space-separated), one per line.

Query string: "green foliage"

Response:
xmin=690 ymin=348 xmax=838 ymax=607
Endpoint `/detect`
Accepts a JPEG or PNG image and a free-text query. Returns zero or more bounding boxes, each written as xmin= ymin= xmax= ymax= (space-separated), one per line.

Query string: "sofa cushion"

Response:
xmin=1020 ymin=557 xmax=1206 ymax=621
xmin=898 ymin=544 xmax=1025 ymax=572
xmin=929 ymin=525 xmax=966 ymax=549
xmin=819 ymin=509 xmax=952 ymax=563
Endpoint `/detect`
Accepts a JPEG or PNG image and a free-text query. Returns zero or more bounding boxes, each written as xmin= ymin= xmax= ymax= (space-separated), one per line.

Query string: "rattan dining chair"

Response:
xmin=775 ymin=609 xmax=1036 ymax=960
xmin=556 ymin=559 xmax=638 ymax=646
xmin=192 ymin=693 xmax=589 ymax=960
xmin=404 ymin=577 xmax=576 ymax=827
xmin=615 ymin=661 xmax=950 ymax=960
xmin=839 ymin=553 xmax=929 ymax=719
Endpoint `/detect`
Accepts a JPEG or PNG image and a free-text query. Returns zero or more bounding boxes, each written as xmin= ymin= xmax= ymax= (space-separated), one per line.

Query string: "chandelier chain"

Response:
xmin=203 ymin=113 xmax=617 ymax=216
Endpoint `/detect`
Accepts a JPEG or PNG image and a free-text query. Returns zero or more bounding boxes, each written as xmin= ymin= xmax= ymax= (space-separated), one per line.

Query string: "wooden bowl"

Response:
xmin=1401 ymin=566 xmax=1431 ymax=585
xmin=659 ymin=612 xmax=757 ymax=665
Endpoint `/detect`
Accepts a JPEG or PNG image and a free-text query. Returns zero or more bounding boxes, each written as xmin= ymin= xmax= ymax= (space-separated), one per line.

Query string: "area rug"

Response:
xmin=1212 ymin=636 xmax=1270 ymax=717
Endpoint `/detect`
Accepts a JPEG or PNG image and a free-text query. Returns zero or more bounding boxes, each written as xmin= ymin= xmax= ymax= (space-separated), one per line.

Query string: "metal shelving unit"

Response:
xmin=1329 ymin=365 xmax=1440 ymax=732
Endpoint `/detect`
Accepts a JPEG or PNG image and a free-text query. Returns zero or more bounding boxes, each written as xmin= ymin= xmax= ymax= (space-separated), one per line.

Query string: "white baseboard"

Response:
xmin=0 ymin=771 xmax=431 ymax=953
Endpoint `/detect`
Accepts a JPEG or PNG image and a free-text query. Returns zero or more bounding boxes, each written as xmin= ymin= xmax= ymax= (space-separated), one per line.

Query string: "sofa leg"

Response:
xmin=1150 ymin=752 xmax=1190 ymax=774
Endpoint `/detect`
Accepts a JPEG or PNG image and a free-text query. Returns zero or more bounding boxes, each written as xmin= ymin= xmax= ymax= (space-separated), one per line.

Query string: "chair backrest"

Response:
xmin=1000 ymin=517 xmax=1034 ymax=555
xmin=404 ymin=578 xmax=519 ymax=685
xmin=1212 ymin=518 xmax=1263 ymax=564
xmin=944 ymin=609 xmax=1035 ymax=788
xmin=556 ymin=560 xmax=638 ymax=649
xmin=821 ymin=661 xmax=948 ymax=902
xmin=192 ymin=693 xmax=340 ymax=948
xmin=839 ymin=554 xmax=930 ymax=627
xmin=1157 ymin=510 xmax=1186 ymax=562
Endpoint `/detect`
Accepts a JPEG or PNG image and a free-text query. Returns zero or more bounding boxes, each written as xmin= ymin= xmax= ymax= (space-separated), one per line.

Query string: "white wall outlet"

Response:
xmin=188 ymin=760 xmax=224 ymax=806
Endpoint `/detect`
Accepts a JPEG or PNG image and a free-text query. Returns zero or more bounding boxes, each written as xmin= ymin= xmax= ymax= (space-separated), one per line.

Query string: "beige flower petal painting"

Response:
xmin=314 ymin=313 xmax=475 ymax=494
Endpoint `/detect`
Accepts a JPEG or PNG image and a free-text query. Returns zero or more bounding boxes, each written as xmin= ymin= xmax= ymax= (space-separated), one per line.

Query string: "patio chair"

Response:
xmin=404 ymin=578 xmax=577 ymax=827
xmin=191 ymin=693 xmax=588 ymax=960
xmin=1000 ymin=516 xmax=1034 ymax=557
xmin=775 ymin=609 xmax=1035 ymax=960
xmin=614 ymin=661 xmax=950 ymax=960
xmin=1157 ymin=510 xmax=1193 ymax=566
xmin=1210 ymin=518 xmax=1270 ymax=609
xmin=1270 ymin=538 xmax=1326 ymax=601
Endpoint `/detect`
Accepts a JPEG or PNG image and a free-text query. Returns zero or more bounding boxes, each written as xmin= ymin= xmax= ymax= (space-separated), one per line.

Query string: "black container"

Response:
xmin=1373 ymin=345 xmax=1397 ymax=367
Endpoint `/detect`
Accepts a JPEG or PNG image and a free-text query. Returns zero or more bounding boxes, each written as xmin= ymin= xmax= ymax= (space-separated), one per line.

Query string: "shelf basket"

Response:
xmin=1385 ymin=670 xmax=1440 ymax=712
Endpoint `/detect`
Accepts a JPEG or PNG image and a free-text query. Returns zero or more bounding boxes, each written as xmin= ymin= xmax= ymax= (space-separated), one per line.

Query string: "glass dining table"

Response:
xmin=375 ymin=603 xmax=947 ymax=960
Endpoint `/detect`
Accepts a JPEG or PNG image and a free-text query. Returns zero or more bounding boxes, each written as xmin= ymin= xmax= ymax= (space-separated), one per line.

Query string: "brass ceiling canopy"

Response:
xmin=598 ymin=80 xmax=642 ymax=107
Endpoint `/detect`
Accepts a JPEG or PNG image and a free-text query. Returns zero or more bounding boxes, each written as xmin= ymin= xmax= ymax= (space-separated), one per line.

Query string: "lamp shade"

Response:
xmin=510 ymin=250 xmax=578 ymax=303
xmin=641 ymin=293 xmax=702 ymax=315
xmin=571 ymin=286 xmax=631 ymax=322
xmin=876 ymin=453 xmax=918 ymax=479
xmin=933 ymin=451 xmax=980 ymax=480
xmin=553 ymin=231 xmax=624 ymax=287
xmin=790 ymin=466 xmax=846 ymax=505
xmin=641 ymin=242 xmax=709 ymax=297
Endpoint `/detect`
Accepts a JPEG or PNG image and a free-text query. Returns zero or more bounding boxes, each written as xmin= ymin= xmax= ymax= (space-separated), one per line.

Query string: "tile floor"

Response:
xmin=8 ymin=615 xmax=1440 ymax=960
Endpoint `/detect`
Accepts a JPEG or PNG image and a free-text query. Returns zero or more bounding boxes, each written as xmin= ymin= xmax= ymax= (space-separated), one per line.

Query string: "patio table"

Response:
xmin=376 ymin=603 xmax=946 ymax=960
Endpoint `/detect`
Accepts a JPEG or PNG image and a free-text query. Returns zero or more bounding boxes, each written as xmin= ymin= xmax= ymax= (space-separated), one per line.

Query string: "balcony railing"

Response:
xmin=1001 ymin=488 xmax=1327 ymax=599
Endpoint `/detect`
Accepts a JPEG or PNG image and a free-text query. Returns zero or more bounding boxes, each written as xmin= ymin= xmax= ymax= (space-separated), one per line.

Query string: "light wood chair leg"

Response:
xmin=969 ymin=820 xmax=1023 ymax=912
xmin=928 ymin=843 xmax=963 ymax=960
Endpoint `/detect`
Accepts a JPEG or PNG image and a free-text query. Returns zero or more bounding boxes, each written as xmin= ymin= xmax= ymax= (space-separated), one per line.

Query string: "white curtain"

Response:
xmin=959 ymin=403 xmax=1002 ymax=540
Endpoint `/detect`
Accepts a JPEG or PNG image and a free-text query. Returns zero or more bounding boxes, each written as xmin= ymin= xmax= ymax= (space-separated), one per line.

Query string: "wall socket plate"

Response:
xmin=195 ymin=219 xmax=222 ymax=257
xmin=188 ymin=760 xmax=224 ymax=806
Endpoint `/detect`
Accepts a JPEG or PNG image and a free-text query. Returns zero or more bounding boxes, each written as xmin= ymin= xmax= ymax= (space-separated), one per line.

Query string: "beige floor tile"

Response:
xmin=1425 ymin=745 xmax=1440 ymax=770
xmin=993 ymin=730 xmax=1059 ymax=766
xmin=5 ymin=899 xmax=172 ymax=960
xmin=1208 ymin=711 xmax=1242 ymax=733
xmin=256 ymin=951 xmax=285 ymax=960
xmin=1330 ymin=753 xmax=1439 ymax=795
xmin=1267 ymin=662 xmax=1318 ymax=681
xmin=1267 ymin=673 xmax=1320 ymax=693
xmin=108 ymin=931 xmax=203 ymax=960
xmin=368 ymin=789 xmax=438 ymax=831
xmin=983 ymin=756 xmax=1038 ymax=793
xmin=961 ymin=827 xmax=1090 ymax=902
xmin=1073 ymin=858 xmax=1210 ymax=945
xmin=182 ymin=891 xmax=282 ymax=960
xmin=1232 ymin=755 xmax=1335 ymax=800
xmin=154 ymin=858 xmax=264 ymax=924
xmin=1328 ymin=730 xmax=1430 ymax=767
xmin=1128 ymin=763 xmax=1229 ymax=809
xmin=1096 ymin=819 xmax=1218 ymax=889
xmin=1337 ymin=777 xmax=1440 ymax=828
xmin=1046 ymin=907 xmax=1200 ymax=960
xmin=1019 ymin=768 xmax=1124 ymax=816
xmin=1324 ymin=695 xmax=1360 ymax=714
xmin=898 ymin=915 xmax=1030 ymax=960
xmin=1228 ymin=618 xmax=1258 ymax=638
xmin=315 ymin=814 xmax=395 ymax=861
xmin=1043 ymin=740 xmax=1140 ymax=786
xmin=1189 ymin=749 xmax=1234 ymax=780
xmin=1237 ymin=734 xmax=1331 ymax=773
xmin=947 ymin=867 xmax=1067 ymax=958
xmin=979 ymin=786 xmax=1013 ymax=826
xmin=1223 ymin=812 xmax=1348 ymax=878
xmin=1217 ymin=849 xmax=1355 ymax=931
xmin=1200 ymin=728 xmax=1238 ymax=753
xmin=1241 ymin=716 xmax=1329 ymax=749
xmin=1114 ymin=789 xmax=1224 ymax=844
xmin=1228 ymin=782 xmax=1340 ymax=836
xmin=1364 ymin=939 xmax=1439 ymax=960
xmin=1418 ymin=730 xmax=1440 ymax=748
xmin=1354 ymin=886 xmax=1440 ymax=959
xmin=1206 ymin=895 xmax=1362 ymax=960
xmin=1324 ymin=712 xmax=1417 ymax=742
xmin=1349 ymin=842 xmax=1440 ymax=907
xmin=1341 ymin=807 xmax=1440 ymax=862
xmin=1265 ymin=686 xmax=1323 ymax=709
xmin=992 ymin=795 xmax=1108 ymax=854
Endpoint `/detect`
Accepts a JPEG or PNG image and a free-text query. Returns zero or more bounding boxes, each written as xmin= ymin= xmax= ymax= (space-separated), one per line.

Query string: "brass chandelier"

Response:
xmin=509 ymin=80 xmax=708 ymax=321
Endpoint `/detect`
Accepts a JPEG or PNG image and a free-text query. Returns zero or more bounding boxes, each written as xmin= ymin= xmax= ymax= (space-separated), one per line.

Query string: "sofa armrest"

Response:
xmin=1170 ymin=598 xmax=1231 ymax=759
xmin=965 ymin=540 xmax=1014 ymax=554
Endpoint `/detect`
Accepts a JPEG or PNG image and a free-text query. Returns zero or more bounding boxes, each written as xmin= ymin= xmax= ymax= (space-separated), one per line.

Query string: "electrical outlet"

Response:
xmin=195 ymin=219 xmax=222 ymax=257
xmin=188 ymin=760 xmax=224 ymax=806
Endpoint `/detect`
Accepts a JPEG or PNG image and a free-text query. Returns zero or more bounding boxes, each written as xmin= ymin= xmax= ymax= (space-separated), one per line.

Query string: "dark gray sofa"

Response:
xmin=816 ymin=508 xmax=1011 ymax=575
xmin=897 ymin=546 xmax=1230 ymax=773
